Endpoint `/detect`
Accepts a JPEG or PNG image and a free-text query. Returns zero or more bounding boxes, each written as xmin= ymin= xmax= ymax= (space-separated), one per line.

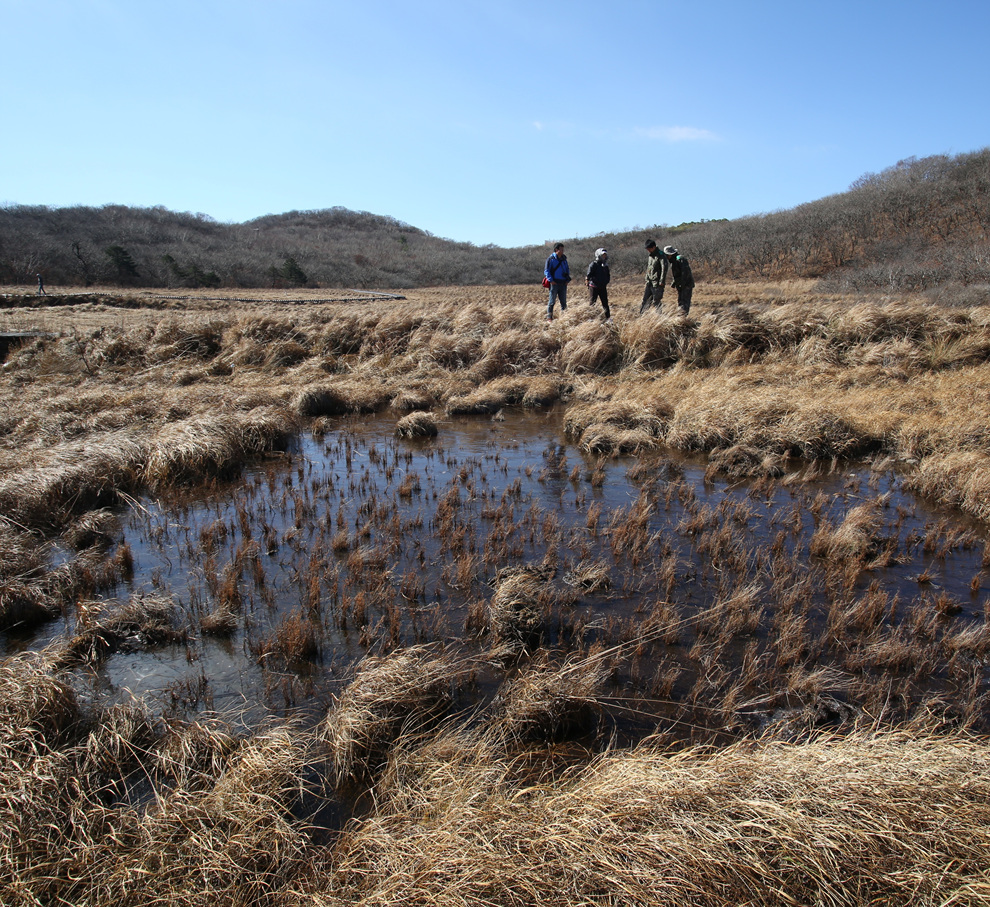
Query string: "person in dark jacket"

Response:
xmin=586 ymin=248 xmax=612 ymax=322
xmin=663 ymin=245 xmax=695 ymax=314
xmin=544 ymin=242 xmax=570 ymax=321
xmin=640 ymin=239 xmax=668 ymax=313
xmin=36 ymin=273 xmax=46 ymax=296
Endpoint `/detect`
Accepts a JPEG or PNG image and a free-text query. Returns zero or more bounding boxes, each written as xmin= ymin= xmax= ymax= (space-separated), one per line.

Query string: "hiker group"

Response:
xmin=544 ymin=239 xmax=694 ymax=322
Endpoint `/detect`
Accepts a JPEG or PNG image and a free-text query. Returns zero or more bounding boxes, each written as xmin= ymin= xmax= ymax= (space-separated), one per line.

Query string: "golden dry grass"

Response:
xmin=319 ymin=644 xmax=474 ymax=784
xmin=6 ymin=280 xmax=990 ymax=904
xmin=316 ymin=728 xmax=990 ymax=907
xmin=3 ymin=640 xmax=990 ymax=905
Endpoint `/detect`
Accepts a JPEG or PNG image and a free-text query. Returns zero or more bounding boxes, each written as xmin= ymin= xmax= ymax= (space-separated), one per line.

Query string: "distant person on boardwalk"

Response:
xmin=586 ymin=248 xmax=612 ymax=323
xmin=544 ymin=242 xmax=571 ymax=321
xmin=36 ymin=273 xmax=46 ymax=296
xmin=640 ymin=239 xmax=668 ymax=313
xmin=664 ymin=245 xmax=695 ymax=314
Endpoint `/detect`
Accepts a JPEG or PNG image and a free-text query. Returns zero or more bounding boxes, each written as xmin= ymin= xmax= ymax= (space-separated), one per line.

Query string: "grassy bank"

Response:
xmin=3 ymin=647 xmax=990 ymax=906
xmin=3 ymin=280 xmax=990 ymax=904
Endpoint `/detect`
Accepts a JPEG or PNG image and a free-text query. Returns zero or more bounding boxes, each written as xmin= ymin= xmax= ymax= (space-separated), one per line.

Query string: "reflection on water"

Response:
xmin=16 ymin=408 xmax=990 ymax=738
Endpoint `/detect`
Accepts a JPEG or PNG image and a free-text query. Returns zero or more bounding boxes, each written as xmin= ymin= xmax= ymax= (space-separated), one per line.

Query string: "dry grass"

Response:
xmin=491 ymin=652 xmax=606 ymax=744
xmin=318 ymin=729 xmax=990 ymax=907
xmin=395 ymin=410 xmax=438 ymax=439
xmin=5 ymin=637 xmax=990 ymax=905
xmin=0 ymin=650 xmax=81 ymax=750
xmin=60 ymin=593 xmax=186 ymax=666
xmin=143 ymin=406 xmax=296 ymax=488
xmin=6 ymin=282 xmax=990 ymax=904
xmin=4 ymin=282 xmax=990 ymax=519
xmin=810 ymin=498 xmax=885 ymax=562
xmin=319 ymin=645 xmax=472 ymax=784
xmin=487 ymin=565 xmax=554 ymax=647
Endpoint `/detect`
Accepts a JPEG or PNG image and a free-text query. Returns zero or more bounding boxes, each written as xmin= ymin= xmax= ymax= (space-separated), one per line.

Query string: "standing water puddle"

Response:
xmin=15 ymin=407 xmax=990 ymax=739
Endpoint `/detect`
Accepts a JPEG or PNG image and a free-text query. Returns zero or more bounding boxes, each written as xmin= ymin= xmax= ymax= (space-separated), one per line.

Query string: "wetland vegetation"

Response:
xmin=3 ymin=278 xmax=990 ymax=905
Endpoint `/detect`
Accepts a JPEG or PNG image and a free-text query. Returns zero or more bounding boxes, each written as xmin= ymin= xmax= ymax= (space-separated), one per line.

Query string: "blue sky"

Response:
xmin=3 ymin=0 xmax=988 ymax=247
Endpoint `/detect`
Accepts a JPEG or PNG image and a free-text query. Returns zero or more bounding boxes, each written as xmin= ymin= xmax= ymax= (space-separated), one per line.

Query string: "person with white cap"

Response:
xmin=586 ymin=248 xmax=612 ymax=323
xmin=663 ymin=245 xmax=695 ymax=315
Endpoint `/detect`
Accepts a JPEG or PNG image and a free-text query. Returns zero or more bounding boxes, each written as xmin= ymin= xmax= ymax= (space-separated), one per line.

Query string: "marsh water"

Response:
xmin=13 ymin=407 xmax=990 ymax=738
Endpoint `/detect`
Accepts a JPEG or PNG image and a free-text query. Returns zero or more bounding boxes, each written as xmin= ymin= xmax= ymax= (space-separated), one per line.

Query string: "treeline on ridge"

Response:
xmin=2 ymin=148 xmax=988 ymax=293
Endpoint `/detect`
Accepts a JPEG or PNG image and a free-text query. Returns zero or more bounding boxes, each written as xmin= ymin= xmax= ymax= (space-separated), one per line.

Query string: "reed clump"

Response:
xmin=810 ymin=499 xmax=884 ymax=563
xmin=560 ymin=320 xmax=623 ymax=374
xmin=395 ymin=411 xmax=438 ymax=439
xmin=143 ymin=407 xmax=295 ymax=488
xmin=491 ymin=653 xmax=606 ymax=744
xmin=487 ymin=566 xmax=554 ymax=647
xmin=320 ymin=645 xmax=468 ymax=783
xmin=0 ymin=650 xmax=81 ymax=750
xmin=563 ymin=400 xmax=668 ymax=457
xmin=446 ymin=376 xmax=529 ymax=416
xmin=93 ymin=724 xmax=315 ymax=907
xmin=61 ymin=593 xmax=186 ymax=666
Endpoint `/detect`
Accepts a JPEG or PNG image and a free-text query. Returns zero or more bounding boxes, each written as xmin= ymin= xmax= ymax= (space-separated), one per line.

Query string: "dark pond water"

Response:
xmin=15 ymin=407 xmax=990 ymax=738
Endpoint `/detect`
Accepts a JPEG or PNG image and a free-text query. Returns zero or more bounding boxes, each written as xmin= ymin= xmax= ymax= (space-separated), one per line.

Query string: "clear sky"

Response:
xmin=3 ymin=0 xmax=988 ymax=247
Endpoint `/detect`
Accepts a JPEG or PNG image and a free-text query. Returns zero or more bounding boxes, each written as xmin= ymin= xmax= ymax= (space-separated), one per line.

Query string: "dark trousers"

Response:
xmin=589 ymin=286 xmax=610 ymax=319
xmin=640 ymin=281 xmax=664 ymax=312
xmin=676 ymin=286 xmax=693 ymax=314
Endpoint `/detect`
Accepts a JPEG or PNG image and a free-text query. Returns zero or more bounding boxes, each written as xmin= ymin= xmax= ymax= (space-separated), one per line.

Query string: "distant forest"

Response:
xmin=2 ymin=148 xmax=988 ymax=293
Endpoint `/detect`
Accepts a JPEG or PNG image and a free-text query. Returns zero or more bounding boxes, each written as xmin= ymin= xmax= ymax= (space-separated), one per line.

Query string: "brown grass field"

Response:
xmin=3 ymin=278 xmax=990 ymax=905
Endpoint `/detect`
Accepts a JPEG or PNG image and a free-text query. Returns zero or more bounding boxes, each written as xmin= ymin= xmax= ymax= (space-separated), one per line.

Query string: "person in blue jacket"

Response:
xmin=544 ymin=243 xmax=570 ymax=321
